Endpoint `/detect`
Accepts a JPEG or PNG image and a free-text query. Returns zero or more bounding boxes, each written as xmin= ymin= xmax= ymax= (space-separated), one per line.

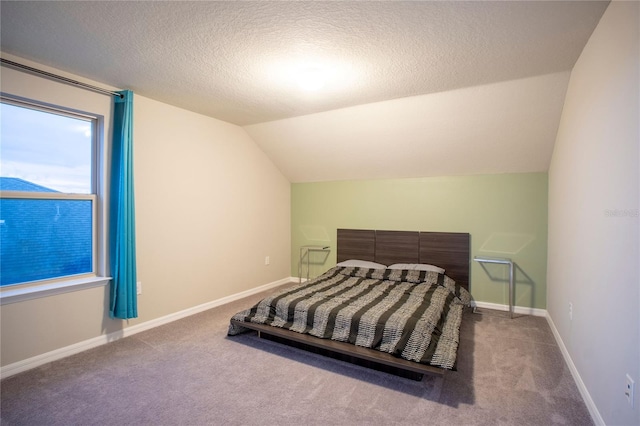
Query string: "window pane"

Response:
xmin=0 ymin=198 xmax=93 ymax=286
xmin=0 ymin=103 xmax=92 ymax=194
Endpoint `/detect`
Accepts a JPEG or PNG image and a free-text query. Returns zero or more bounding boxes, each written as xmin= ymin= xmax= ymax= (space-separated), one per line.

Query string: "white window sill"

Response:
xmin=0 ymin=276 xmax=111 ymax=305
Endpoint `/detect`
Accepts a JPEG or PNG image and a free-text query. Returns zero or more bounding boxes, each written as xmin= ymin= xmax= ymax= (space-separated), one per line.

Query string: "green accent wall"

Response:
xmin=291 ymin=173 xmax=548 ymax=309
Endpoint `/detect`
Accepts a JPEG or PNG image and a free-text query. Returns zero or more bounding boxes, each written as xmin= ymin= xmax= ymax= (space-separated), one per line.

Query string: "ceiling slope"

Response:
xmin=245 ymin=72 xmax=572 ymax=182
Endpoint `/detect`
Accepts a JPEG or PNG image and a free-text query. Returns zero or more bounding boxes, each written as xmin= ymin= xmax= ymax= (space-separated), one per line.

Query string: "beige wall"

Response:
xmin=292 ymin=173 xmax=548 ymax=310
xmin=0 ymin=57 xmax=291 ymax=367
xmin=547 ymin=2 xmax=639 ymax=425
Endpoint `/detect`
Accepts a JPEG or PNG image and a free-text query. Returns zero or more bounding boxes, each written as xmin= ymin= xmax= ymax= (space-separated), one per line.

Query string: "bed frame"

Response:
xmin=336 ymin=229 xmax=470 ymax=291
xmin=231 ymin=228 xmax=470 ymax=379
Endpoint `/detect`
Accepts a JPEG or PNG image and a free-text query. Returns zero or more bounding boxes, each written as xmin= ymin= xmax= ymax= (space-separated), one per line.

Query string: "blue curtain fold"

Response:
xmin=109 ymin=90 xmax=137 ymax=319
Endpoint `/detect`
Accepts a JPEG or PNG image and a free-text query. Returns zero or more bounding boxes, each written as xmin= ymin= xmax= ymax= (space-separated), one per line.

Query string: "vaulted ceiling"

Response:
xmin=1 ymin=1 xmax=609 ymax=182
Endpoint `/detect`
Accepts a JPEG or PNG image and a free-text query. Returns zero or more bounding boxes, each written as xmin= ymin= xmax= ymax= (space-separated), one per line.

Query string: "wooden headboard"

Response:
xmin=336 ymin=229 xmax=470 ymax=290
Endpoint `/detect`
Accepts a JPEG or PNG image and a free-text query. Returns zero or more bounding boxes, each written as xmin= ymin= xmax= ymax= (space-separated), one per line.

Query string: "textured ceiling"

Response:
xmin=1 ymin=1 xmax=608 ymax=126
xmin=0 ymin=1 xmax=609 ymax=182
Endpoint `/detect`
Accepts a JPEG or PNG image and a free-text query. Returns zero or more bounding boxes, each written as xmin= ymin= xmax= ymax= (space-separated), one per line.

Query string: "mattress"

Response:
xmin=229 ymin=266 xmax=471 ymax=370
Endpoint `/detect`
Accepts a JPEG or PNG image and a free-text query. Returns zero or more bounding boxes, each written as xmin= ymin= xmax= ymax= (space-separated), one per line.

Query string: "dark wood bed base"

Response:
xmin=231 ymin=320 xmax=437 ymax=379
xmin=233 ymin=228 xmax=470 ymax=379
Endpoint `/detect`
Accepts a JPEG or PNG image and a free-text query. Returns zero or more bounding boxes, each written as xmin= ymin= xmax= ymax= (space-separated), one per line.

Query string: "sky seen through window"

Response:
xmin=0 ymin=102 xmax=92 ymax=194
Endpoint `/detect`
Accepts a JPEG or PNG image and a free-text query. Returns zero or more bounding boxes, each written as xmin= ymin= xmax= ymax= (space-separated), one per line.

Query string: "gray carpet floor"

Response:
xmin=1 ymin=284 xmax=593 ymax=425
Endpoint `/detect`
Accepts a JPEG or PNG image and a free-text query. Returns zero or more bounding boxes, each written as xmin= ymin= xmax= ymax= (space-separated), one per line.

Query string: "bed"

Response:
xmin=228 ymin=229 xmax=471 ymax=379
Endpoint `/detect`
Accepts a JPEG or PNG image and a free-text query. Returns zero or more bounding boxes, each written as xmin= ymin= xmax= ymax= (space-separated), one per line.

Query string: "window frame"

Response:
xmin=0 ymin=94 xmax=110 ymax=305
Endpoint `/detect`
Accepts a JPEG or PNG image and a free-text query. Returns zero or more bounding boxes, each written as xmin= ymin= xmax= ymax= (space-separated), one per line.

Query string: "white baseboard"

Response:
xmin=0 ymin=276 xmax=294 ymax=380
xmin=545 ymin=313 xmax=604 ymax=426
xmin=472 ymin=300 xmax=547 ymax=317
xmin=474 ymin=300 xmax=602 ymax=425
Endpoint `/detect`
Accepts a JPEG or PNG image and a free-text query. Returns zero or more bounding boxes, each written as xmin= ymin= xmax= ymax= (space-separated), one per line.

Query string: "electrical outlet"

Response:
xmin=136 ymin=281 xmax=142 ymax=295
xmin=626 ymin=374 xmax=635 ymax=407
xmin=265 ymin=256 xmax=270 ymax=265
xmin=569 ymin=302 xmax=573 ymax=321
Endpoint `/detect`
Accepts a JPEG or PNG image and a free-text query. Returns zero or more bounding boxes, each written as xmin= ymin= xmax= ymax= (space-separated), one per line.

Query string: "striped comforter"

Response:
xmin=228 ymin=266 xmax=471 ymax=370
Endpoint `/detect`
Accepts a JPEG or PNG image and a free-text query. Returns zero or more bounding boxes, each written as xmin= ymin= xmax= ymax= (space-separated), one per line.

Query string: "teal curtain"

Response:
xmin=109 ymin=90 xmax=137 ymax=319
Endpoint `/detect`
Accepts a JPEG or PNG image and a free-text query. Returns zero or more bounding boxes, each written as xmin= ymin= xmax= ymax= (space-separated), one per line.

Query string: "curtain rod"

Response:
xmin=0 ymin=58 xmax=124 ymax=99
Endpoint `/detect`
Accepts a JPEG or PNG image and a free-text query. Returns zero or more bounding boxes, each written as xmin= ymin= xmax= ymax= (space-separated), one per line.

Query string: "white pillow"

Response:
xmin=336 ymin=259 xmax=386 ymax=269
xmin=387 ymin=263 xmax=445 ymax=274
xmin=413 ymin=263 xmax=445 ymax=274
xmin=386 ymin=263 xmax=417 ymax=270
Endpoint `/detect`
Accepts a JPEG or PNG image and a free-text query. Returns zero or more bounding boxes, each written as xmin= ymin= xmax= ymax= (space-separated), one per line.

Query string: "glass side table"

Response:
xmin=474 ymin=256 xmax=515 ymax=318
xmin=298 ymin=245 xmax=330 ymax=283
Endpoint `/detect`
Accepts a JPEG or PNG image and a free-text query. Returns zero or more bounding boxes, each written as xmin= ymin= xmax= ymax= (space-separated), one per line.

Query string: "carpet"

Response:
xmin=0 ymin=285 xmax=593 ymax=425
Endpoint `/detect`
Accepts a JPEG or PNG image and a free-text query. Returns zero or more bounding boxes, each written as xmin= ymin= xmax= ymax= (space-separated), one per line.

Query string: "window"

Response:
xmin=0 ymin=97 xmax=108 ymax=301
